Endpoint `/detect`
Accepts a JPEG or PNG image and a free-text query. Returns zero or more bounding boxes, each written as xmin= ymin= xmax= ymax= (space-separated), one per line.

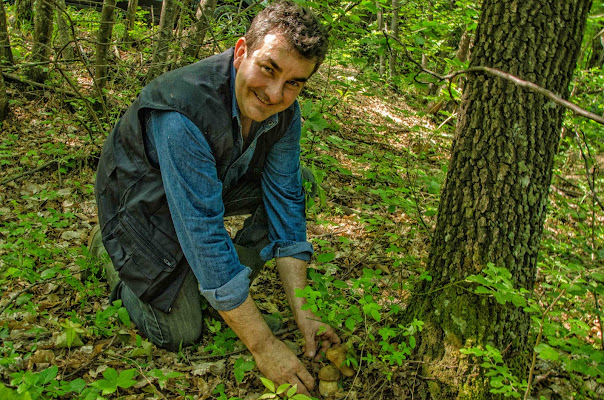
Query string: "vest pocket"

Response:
xmin=120 ymin=214 xmax=177 ymax=280
xmin=101 ymin=213 xmax=179 ymax=301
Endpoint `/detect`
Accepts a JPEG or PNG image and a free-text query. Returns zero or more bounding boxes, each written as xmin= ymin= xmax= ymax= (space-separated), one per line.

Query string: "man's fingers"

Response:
xmin=304 ymin=332 xmax=318 ymax=358
xmin=296 ymin=366 xmax=315 ymax=393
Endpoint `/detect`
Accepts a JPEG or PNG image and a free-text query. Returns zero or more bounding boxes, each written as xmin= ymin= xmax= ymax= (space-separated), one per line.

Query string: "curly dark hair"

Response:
xmin=245 ymin=0 xmax=329 ymax=73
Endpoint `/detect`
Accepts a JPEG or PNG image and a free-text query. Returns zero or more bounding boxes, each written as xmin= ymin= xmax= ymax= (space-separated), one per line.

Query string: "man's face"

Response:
xmin=233 ymin=33 xmax=316 ymax=125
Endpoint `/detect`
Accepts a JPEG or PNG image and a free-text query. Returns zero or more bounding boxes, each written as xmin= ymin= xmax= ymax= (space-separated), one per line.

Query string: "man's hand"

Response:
xmin=219 ymin=295 xmax=316 ymax=394
xmin=296 ymin=308 xmax=340 ymax=360
xmin=276 ymin=257 xmax=341 ymax=360
xmin=252 ymin=335 xmax=315 ymax=395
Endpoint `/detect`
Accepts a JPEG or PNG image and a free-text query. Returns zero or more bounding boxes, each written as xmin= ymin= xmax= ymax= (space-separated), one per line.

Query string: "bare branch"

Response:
xmin=385 ymin=33 xmax=604 ymax=126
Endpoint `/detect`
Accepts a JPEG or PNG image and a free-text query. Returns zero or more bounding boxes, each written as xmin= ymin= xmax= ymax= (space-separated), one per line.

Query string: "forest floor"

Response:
xmin=1 ymin=61 xmax=602 ymax=400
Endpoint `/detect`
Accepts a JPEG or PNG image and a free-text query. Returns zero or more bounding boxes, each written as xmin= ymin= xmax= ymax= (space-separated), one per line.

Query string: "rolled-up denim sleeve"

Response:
xmin=149 ymin=111 xmax=249 ymax=311
xmin=260 ymin=102 xmax=314 ymax=262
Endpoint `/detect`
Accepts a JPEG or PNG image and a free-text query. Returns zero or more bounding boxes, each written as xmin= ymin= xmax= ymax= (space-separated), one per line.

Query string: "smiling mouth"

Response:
xmin=254 ymin=91 xmax=271 ymax=106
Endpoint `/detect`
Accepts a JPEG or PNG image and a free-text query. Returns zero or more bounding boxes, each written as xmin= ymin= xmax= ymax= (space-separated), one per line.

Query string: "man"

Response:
xmin=91 ymin=0 xmax=340 ymax=394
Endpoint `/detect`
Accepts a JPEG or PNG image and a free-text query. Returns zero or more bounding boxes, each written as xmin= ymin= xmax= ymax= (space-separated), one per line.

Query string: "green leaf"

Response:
xmin=103 ymin=367 xmax=118 ymax=382
xmin=317 ymin=253 xmax=335 ymax=263
xmin=118 ymin=307 xmax=131 ymax=326
xmin=276 ymin=383 xmax=290 ymax=394
xmin=234 ymin=368 xmax=244 ymax=384
xmin=535 ymin=344 xmax=559 ymax=361
xmin=116 ymin=369 xmax=137 ymax=389
xmin=287 ymin=384 xmax=298 ymax=398
xmin=467 ymin=274 xmax=490 ymax=286
xmin=260 ymin=377 xmax=275 ymax=392
xmin=345 ymin=316 xmax=357 ymax=332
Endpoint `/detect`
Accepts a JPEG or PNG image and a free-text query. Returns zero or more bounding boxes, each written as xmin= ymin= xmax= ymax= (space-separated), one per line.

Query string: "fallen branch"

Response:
xmin=0 ymin=160 xmax=57 ymax=186
xmin=2 ymin=72 xmax=77 ymax=97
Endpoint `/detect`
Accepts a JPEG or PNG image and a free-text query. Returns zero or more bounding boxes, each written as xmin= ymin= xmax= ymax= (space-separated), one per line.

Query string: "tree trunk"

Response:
xmin=183 ymin=0 xmax=217 ymax=60
xmin=56 ymin=0 xmax=75 ymax=60
xmin=94 ymin=0 xmax=117 ymax=93
xmin=376 ymin=0 xmax=385 ymax=78
xmin=148 ymin=0 xmax=179 ymax=80
xmin=407 ymin=0 xmax=592 ymax=398
xmin=15 ymin=0 xmax=34 ymax=29
xmin=124 ymin=0 xmax=140 ymax=43
xmin=177 ymin=0 xmax=193 ymax=40
xmin=0 ymin=0 xmax=13 ymax=65
xmin=587 ymin=25 xmax=604 ymax=69
xmin=388 ymin=0 xmax=399 ymax=83
xmin=0 ymin=65 xmax=8 ymax=121
xmin=28 ymin=0 xmax=54 ymax=82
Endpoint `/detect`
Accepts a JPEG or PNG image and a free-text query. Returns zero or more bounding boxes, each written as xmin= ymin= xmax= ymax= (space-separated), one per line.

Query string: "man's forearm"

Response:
xmin=218 ymin=294 xmax=275 ymax=353
xmin=276 ymin=256 xmax=310 ymax=324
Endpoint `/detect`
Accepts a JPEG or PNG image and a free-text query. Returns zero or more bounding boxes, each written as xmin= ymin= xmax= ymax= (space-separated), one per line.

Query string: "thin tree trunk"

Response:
xmin=177 ymin=0 xmax=193 ymax=40
xmin=124 ymin=0 xmax=140 ymax=43
xmin=0 ymin=65 xmax=8 ymax=121
xmin=28 ymin=0 xmax=54 ymax=82
xmin=94 ymin=0 xmax=117 ymax=92
xmin=376 ymin=0 xmax=385 ymax=78
xmin=148 ymin=0 xmax=179 ymax=80
xmin=407 ymin=0 xmax=593 ymax=398
xmin=183 ymin=0 xmax=217 ymax=60
xmin=56 ymin=0 xmax=75 ymax=60
xmin=587 ymin=25 xmax=604 ymax=69
xmin=15 ymin=0 xmax=34 ymax=29
xmin=389 ymin=0 xmax=399 ymax=83
xmin=0 ymin=0 xmax=13 ymax=65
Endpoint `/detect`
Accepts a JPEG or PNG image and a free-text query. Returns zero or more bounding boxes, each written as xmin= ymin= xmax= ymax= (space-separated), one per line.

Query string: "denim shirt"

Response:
xmin=144 ymin=66 xmax=313 ymax=311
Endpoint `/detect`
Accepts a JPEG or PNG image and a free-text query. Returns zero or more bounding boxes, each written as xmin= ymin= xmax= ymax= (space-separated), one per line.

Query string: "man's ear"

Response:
xmin=233 ymin=37 xmax=247 ymax=69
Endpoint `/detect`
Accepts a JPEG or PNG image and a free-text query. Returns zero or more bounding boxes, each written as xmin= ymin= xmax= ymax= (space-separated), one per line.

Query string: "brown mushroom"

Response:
xmin=326 ymin=345 xmax=355 ymax=377
xmin=318 ymin=365 xmax=340 ymax=397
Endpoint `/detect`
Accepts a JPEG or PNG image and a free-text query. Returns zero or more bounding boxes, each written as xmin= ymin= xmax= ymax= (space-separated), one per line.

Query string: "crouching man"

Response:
xmin=91 ymin=0 xmax=339 ymax=394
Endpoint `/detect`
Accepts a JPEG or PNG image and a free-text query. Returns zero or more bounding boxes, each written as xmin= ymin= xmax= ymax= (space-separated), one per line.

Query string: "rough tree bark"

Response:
xmin=94 ymin=0 xmax=117 ymax=93
xmin=56 ymin=0 xmax=75 ymax=60
xmin=183 ymin=0 xmax=217 ymax=60
xmin=0 ymin=65 xmax=8 ymax=121
xmin=0 ymin=0 xmax=13 ymax=65
xmin=148 ymin=0 xmax=179 ymax=81
xmin=406 ymin=1 xmax=593 ymax=398
xmin=28 ymin=0 xmax=54 ymax=82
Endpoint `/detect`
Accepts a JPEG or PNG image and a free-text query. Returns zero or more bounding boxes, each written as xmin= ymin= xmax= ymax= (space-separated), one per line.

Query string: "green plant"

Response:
xmin=258 ymin=377 xmax=315 ymax=400
xmin=89 ymin=367 xmax=137 ymax=396
xmin=233 ymin=356 xmax=255 ymax=384
xmin=460 ymin=345 xmax=527 ymax=398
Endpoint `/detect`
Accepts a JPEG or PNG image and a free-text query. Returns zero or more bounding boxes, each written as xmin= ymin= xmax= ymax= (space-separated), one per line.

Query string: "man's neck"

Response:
xmin=240 ymin=116 xmax=252 ymax=140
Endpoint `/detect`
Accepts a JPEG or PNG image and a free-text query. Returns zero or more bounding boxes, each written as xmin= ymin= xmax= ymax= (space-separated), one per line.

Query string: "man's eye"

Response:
xmin=287 ymin=81 xmax=300 ymax=88
xmin=262 ymin=66 xmax=273 ymax=73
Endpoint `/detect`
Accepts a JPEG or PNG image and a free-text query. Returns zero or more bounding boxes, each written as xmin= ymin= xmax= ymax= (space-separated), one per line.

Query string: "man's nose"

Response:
xmin=266 ymin=82 xmax=284 ymax=104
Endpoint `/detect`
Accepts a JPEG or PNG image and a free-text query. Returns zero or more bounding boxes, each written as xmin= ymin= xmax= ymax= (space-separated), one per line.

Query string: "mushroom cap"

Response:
xmin=318 ymin=365 xmax=340 ymax=382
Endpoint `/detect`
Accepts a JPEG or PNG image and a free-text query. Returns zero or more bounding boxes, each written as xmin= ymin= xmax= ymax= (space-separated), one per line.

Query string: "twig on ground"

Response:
xmin=63 ymin=335 xmax=118 ymax=379
xmin=2 ymin=72 xmax=77 ymax=97
xmin=0 ymin=160 xmax=57 ymax=186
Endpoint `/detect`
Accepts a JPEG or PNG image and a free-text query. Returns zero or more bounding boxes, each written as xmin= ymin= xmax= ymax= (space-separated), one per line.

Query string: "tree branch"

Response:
xmin=385 ymin=33 xmax=604 ymax=126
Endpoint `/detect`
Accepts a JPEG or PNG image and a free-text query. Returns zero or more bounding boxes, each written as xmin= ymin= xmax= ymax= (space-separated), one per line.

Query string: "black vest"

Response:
xmin=95 ymin=49 xmax=294 ymax=312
